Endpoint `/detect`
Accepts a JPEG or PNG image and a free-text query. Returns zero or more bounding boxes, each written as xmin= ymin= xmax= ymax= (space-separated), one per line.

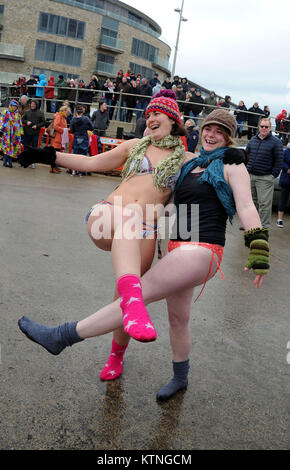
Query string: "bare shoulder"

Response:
xmin=184 ymin=151 xmax=199 ymax=162
xmin=115 ymin=138 xmax=139 ymax=156
xmin=224 ymin=161 xmax=249 ymax=184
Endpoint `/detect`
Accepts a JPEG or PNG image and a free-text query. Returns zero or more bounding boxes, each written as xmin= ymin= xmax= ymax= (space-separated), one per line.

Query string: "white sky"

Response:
xmin=125 ymin=0 xmax=290 ymax=116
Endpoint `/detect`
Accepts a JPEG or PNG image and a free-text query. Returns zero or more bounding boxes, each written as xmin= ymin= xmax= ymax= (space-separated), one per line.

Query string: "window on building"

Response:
xmin=35 ymin=40 xmax=82 ymax=67
xmin=0 ymin=5 xmax=4 ymax=14
xmin=129 ymin=62 xmax=155 ymax=80
xmin=102 ymin=16 xmax=119 ymax=32
xmin=101 ymin=27 xmax=117 ymax=40
xmin=97 ymin=53 xmax=114 ymax=64
xmin=128 ymin=12 xmax=142 ymax=24
xmin=38 ymin=12 xmax=85 ymax=40
xmin=131 ymin=38 xmax=158 ymax=63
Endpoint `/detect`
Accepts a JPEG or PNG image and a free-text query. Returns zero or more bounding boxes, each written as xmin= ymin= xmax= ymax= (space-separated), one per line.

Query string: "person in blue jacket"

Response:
xmin=35 ymin=73 xmax=47 ymax=105
xmin=184 ymin=119 xmax=199 ymax=153
xmin=277 ymin=143 xmax=290 ymax=227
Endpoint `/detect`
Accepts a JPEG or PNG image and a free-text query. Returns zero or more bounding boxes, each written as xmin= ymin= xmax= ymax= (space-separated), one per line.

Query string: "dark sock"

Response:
xmin=156 ymin=359 xmax=189 ymax=402
xmin=18 ymin=316 xmax=83 ymax=355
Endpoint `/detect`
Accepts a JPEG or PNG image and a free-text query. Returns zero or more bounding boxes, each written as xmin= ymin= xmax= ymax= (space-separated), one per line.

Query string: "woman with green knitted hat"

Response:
xmin=18 ymin=108 xmax=269 ymax=401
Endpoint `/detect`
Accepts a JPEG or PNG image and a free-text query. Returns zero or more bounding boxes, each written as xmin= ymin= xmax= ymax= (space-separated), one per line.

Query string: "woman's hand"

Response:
xmin=244 ymin=267 xmax=264 ymax=288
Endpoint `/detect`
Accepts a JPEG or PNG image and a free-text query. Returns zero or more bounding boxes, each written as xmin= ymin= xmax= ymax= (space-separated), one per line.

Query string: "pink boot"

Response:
xmin=117 ymin=274 xmax=157 ymax=342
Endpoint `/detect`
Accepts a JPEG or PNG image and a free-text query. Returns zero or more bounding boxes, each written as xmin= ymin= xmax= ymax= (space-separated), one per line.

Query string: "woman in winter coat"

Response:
xmin=50 ymin=105 xmax=71 ymax=173
xmin=45 ymin=76 xmax=55 ymax=113
xmin=275 ymin=110 xmax=287 ymax=140
xmin=277 ymin=144 xmax=290 ymax=228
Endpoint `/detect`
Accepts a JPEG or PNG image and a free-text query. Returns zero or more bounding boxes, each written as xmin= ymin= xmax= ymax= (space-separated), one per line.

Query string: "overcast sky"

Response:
xmin=125 ymin=0 xmax=290 ymax=116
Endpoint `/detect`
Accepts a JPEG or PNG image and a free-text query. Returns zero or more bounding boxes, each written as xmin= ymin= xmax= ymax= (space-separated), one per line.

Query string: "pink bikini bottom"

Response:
xmin=167 ymin=241 xmax=225 ymax=303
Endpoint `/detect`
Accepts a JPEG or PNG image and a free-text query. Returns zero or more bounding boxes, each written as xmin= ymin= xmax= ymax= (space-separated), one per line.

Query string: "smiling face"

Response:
xmin=201 ymin=124 xmax=227 ymax=151
xmin=146 ymin=111 xmax=174 ymax=140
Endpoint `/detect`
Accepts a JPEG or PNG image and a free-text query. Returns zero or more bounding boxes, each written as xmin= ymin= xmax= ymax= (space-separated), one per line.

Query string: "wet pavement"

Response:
xmin=0 ymin=163 xmax=289 ymax=451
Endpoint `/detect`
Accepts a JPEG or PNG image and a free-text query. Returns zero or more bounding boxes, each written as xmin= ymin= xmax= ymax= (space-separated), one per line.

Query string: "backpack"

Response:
xmin=47 ymin=120 xmax=56 ymax=138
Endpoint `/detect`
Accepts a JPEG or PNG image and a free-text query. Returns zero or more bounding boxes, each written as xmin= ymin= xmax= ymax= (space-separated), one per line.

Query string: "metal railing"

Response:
xmin=98 ymin=34 xmax=125 ymax=51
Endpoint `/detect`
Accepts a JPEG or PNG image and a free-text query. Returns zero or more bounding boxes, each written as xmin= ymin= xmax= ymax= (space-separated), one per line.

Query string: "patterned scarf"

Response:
xmin=121 ymin=135 xmax=186 ymax=191
xmin=174 ymin=146 xmax=236 ymax=223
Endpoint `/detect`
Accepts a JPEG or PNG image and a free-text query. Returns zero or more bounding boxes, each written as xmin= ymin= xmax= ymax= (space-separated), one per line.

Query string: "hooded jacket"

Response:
xmin=203 ymin=92 xmax=217 ymax=115
xmin=35 ymin=74 xmax=47 ymax=98
xmin=45 ymin=77 xmax=55 ymax=100
xmin=221 ymin=95 xmax=231 ymax=109
xmin=22 ymin=104 xmax=46 ymax=136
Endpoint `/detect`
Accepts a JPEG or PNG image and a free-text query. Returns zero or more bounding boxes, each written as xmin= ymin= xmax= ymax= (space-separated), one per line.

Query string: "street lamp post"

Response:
xmin=172 ymin=0 xmax=188 ymax=78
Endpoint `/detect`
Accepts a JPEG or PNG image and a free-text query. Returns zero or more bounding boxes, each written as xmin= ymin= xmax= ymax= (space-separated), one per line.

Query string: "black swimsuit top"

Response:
xmin=171 ymin=171 xmax=227 ymax=246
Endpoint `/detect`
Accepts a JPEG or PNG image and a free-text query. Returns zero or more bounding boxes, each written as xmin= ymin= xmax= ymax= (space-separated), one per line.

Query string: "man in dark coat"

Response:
xmin=247 ymin=102 xmax=264 ymax=140
xmin=189 ymin=89 xmax=204 ymax=125
xmin=91 ymin=101 xmax=110 ymax=136
xmin=246 ymin=117 xmax=283 ymax=228
xmin=135 ymin=78 xmax=152 ymax=120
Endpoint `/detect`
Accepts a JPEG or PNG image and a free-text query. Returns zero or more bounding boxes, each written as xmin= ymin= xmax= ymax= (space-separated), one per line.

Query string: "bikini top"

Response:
xmin=128 ymin=153 xmax=153 ymax=175
xmin=128 ymin=153 xmax=181 ymax=190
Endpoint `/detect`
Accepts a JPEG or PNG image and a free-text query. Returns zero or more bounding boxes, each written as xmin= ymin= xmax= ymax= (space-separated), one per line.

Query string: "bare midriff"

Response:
xmin=106 ymin=173 xmax=172 ymax=224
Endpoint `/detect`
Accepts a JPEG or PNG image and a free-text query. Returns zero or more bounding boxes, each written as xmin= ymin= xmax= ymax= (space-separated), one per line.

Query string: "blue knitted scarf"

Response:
xmin=174 ymin=146 xmax=236 ymax=223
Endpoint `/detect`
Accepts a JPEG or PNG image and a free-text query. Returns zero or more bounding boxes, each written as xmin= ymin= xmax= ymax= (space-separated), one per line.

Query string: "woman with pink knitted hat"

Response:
xmin=18 ymin=90 xmax=192 ymax=373
xmin=18 ymin=105 xmax=269 ymax=402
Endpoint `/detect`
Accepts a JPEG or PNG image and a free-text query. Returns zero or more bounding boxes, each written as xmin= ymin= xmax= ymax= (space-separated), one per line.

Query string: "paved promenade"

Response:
xmin=0 ymin=163 xmax=289 ymax=450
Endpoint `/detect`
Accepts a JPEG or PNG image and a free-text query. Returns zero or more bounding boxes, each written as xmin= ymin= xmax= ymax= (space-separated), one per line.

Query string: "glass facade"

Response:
xmin=131 ymin=38 xmax=158 ymax=62
xmin=129 ymin=62 xmax=155 ymax=80
xmin=38 ymin=12 xmax=86 ymax=40
xmin=35 ymin=40 xmax=82 ymax=67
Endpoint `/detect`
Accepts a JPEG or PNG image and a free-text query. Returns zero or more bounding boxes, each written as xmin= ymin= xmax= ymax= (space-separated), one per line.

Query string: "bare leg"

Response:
xmin=166 ymin=287 xmax=194 ymax=362
xmin=18 ymin=247 xmax=220 ymax=355
xmin=76 ymin=246 xmax=216 ymax=338
xmin=87 ymin=204 xmax=157 ymax=341
xmin=156 ymin=287 xmax=194 ymax=401
xmin=100 ymin=238 xmax=156 ymax=379
xmin=110 ymin=237 xmax=157 ymax=344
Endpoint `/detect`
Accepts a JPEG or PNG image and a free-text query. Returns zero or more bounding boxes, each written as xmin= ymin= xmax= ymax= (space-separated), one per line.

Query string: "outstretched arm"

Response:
xmin=225 ymin=163 xmax=266 ymax=288
xmin=55 ymin=138 xmax=139 ymax=173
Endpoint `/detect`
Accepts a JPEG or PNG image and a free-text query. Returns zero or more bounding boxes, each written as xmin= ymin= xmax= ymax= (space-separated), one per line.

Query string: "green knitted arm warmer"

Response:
xmin=244 ymin=228 xmax=270 ymax=275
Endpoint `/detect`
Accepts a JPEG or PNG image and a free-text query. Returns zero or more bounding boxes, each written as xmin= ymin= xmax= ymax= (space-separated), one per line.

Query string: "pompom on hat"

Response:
xmin=145 ymin=89 xmax=182 ymax=125
xmin=201 ymin=109 xmax=237 ymax=138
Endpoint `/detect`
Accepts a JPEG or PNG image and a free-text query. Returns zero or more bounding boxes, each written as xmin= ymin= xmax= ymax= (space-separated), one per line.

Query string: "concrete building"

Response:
xmin=0 ymin=0 xmax=171 ymax=83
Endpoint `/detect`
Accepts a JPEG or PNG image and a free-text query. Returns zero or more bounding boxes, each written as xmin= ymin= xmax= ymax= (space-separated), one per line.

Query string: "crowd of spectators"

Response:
xmin=5 ymin=70 xmax=290 ymax=147
xmin=2 ymin=71 xmax=290 ymax=225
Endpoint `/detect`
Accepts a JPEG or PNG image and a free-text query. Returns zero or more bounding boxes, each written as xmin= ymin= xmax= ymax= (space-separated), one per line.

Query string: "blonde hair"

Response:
xmin=59 ymin=105 xmax=71 ymax=115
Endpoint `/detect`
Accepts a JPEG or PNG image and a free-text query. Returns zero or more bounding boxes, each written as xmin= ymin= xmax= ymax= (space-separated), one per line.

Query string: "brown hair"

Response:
xmin=171 ymin=121 xmax=188 ymax=137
